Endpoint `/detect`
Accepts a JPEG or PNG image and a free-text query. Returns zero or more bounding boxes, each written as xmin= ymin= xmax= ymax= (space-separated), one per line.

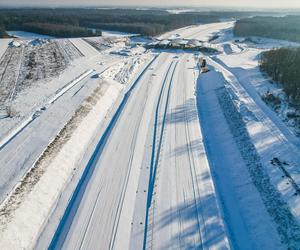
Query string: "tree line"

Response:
xmin=0 ymin=8 xmax=256 ymax=38
xmin=234 ymin=16 xmax=300 ymax=43
xmin=260 ymin=47 xmax=300 ymax=102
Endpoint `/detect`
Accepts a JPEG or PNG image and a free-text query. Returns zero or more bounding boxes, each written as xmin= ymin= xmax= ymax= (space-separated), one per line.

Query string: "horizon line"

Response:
xmin=0 ymin=5 xmax=300 ymax=12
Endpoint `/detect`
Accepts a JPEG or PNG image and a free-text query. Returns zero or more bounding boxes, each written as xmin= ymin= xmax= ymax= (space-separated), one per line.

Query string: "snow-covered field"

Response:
xmin=101 ymin=30 xmax=139 ymax=37
xmin=158 ymin=21 xmax=234 ymax=41
xmin=6 ymin=31 xmax=54 ymax=39
xmin=1 ymin=20 xmax=300 ymax=250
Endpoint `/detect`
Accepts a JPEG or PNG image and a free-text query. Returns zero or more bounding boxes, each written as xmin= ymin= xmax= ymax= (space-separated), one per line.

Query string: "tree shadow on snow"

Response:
xmin=155 ymin=194 xmax=228 ymax=250
xmin=165 ymin=98 xmax=198 ymax=125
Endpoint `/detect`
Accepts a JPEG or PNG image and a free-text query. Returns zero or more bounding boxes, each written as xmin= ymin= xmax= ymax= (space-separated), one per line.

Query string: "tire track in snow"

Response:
xmin=48 ymin=55 xmax=158 ymax=250
xmin=108 ymin=78 xmax=152 ymax=249
xmin=143 ymin=60 xmax=178 ymax=250
xmin=181 ymin=62 xmax=204 ymax=249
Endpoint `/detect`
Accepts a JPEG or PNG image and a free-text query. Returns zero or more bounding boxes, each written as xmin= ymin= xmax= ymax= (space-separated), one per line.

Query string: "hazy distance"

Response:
xmin=1 ymin=0 xmax=300 ymax=9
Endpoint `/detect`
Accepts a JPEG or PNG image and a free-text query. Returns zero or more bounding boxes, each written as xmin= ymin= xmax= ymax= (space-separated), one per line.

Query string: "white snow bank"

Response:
xmin=209 ymin=58 xmax=300 ymax=233
xmin=0 ymin=80 xmax=124 ymax=250
xmin=197 ymin=65 xmax=284 ymax=249
xmin=0 ymin=39 xmax=11 ymax=58
xmin=101 ymin=56 xmax=150 ymax=85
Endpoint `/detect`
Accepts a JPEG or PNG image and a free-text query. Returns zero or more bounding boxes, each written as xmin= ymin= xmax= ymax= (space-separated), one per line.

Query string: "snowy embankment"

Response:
xmin=0 ymin=80 xmax=124 ymax=249
xmin=46 ymin=54 xmax=156 ymax=250
xmin=197 ymin=66 xmax=283 ymax=249
xmin=206 ymin=57 xmax=300 ymax=248
xmin=101 ymin=57 xmax=146 ymax=84
xmin=0 ymin=69 xmax=94 ymax=150
xmin=0 ymin=38 xmax=95 ymax=140
xmin=0 ymin=39 xmax=11 ymax=59
xmin=215 ymin=45 xmax=300 ymax=138
xmin=69 ymin=38 xmax=100 ymax=57
xmin=0 ymin=53 xmax=152 ymax=249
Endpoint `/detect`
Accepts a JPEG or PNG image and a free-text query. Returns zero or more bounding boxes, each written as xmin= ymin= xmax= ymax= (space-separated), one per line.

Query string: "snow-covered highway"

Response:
xmin=46 ymin=53 xmax=229 ymax=250
xmin=140 ymin=54 xmax=229 ymax=250
xmin=0 ymin=37 xmax=151 ymax=249
xmin=3 ymin=20 xmax=300 ymax=250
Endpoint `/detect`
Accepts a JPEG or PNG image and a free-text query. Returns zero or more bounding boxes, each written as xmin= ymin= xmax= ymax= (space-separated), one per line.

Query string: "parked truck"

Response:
xmin=199 ymin=57 xmax=209 ymax=73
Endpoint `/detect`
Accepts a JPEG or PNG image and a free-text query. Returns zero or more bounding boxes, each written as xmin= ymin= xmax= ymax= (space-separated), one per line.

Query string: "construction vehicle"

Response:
xmin=199 ymin=57 xmax=209 ymax=73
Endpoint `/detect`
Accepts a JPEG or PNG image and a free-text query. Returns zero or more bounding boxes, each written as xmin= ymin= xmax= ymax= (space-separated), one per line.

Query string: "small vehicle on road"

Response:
xmin=199 ymin=57 xmax=209 ymax=73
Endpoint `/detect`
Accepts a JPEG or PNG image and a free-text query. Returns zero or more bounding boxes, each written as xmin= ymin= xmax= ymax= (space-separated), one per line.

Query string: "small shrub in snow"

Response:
xmin=5 ymin=106 xmax=17 ymax=118
xmin=262 ymin=91 xmax=281 ymax=110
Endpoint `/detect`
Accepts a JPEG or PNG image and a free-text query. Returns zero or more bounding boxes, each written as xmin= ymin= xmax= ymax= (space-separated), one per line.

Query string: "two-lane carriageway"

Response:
xmin=48 ymin=52 xmax=229 ymax=250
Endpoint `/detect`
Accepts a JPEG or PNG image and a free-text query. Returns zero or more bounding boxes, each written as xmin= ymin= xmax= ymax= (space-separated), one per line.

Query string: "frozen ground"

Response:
xmin=1 ymin=21 xmax=300 ymax=250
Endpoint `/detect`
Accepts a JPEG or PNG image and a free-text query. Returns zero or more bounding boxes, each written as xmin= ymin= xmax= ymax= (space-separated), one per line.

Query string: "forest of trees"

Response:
xmin=0 ymin=27 xmax=9 ymax=38
xmin=0 ymin=9 xmax=103 ymax=38
xmin=22 ymin=23 xmax=98 ymax=38
xmin=234 ymin=16 xmax=300 ymax=42
xmin=0 ymin=8 xmax=255 ymax=38
xmin=260 ymin=47 xmax=300 ymax=102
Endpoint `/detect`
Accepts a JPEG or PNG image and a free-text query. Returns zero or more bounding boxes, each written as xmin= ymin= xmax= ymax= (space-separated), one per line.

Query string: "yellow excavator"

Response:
xmin=199 ymin=57 xmax=209 ymax=73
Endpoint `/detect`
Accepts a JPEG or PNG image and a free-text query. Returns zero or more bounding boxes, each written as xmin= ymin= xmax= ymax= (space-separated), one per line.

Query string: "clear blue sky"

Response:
xmin=1 ymin=0 xmax=300 ymax=9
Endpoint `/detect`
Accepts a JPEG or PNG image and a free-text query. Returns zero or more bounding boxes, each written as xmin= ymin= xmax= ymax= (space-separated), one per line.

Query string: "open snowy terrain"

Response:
xmin=101 ymin=30 xmax=139 ymax=37
xmin=1 ymin=20 xmax=300 ymax=250
xmin=6 ymin=31 xmax=54 ymax=39
xmin=158 ymin=21 xmax=234 ymax=41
